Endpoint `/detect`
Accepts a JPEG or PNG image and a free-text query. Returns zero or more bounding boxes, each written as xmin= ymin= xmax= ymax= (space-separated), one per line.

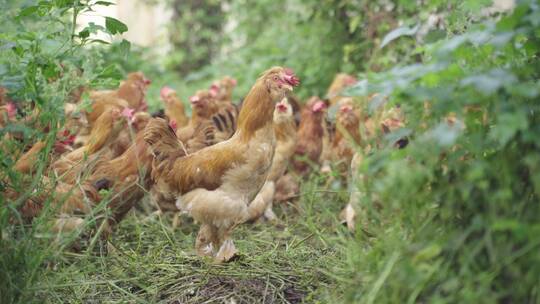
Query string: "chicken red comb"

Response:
xmin=283 ymin=68 xmax=300 ymax=86
xmin=312 ymin=101 xmax=326 ymax=112
xmin=189 ymin=95 xmax=200 ymax=104
xmin=276 ymin=103 xmax=288 ymax=112
xmin=61 ymin=134 xmax=76 ymax=146
xmin=209 ymin=84 xmax=220 ymax=97
xmin=230 ymin=78 xmax=237 ymax=86
xmin=160 ymin=86 xmax=175 ymax=100
xmin=340 ymin=104 xmax=353 ymax=113
xmin=121 ymin=107 xmax=135 ymax=120
xmin=344 ymin=75 xmax=357 ymax=86
xmin=169 ymin=119 xmax=177 ymax=131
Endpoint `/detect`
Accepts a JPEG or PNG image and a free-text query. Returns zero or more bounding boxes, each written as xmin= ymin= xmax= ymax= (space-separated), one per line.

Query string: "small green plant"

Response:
xmin=0 ymin=1 xmax=130 ymax=303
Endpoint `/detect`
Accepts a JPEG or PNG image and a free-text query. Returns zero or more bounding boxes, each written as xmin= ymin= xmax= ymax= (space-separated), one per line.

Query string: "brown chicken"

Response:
xmin=248 ymin=98 xmax=297 ymax=221
xmin=110 ymin=112 xmax=151 ymax=158
xmin=13 ymin=129 xmax=76 ymax=175
xmin=210 ymin=104 xmax=238 ymax=144
xmin=273 ymin=173 xmax=300 ymax=203
xmin=206 ymin=79 xmax=239 ymax=143
xmin=211 ymin=76 xmax=237 ymax=104
xmin=90 ymin=72 xmax=150 ymax=110
xmin=144 ymin=66 xmax=299 ymax=262
xmin=52 ymin=108 xmax=128 ymax=184
xmin=18 ymin=176 xmax=100 ymax=223
xmin=326 ymin=73 xmax=357 ymax=106
xmin=19 ymin=129 xmax=154 ymax=235
xmin=319 ymin=73 xmax=357 ymax=172
xmin=161 ymin=86 xmax=189 ymax=129
xmin=85 ymin=72 xmax=150 ymax=128
xmin=176 ymin=89 xmax=218 ymax=142
xmin=340 ymin=104 xmax=406 ymax=231
xmin=292 ymin=97 xmax=327 ymax=176
xmin=41 ymin=129 xmax=155 ymax=235
xmin=86 ymin=130 xmax=154 ymax=234
xmin=332 ymin=98 xmax=362 ymax=172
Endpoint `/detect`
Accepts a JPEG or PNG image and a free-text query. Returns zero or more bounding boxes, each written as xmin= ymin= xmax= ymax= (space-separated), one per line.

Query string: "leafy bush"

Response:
xmin=335 ymin=1 xmax=540 ymax=302
xmin=0 ymin=1 xmax=130 ymax=302
xmin=2 ymin=0 xmax=539 ymax=303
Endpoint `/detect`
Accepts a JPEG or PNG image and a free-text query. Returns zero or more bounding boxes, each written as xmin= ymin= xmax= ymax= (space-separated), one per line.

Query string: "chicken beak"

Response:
xmin=283 ymin=84 xmax=293 ymax=92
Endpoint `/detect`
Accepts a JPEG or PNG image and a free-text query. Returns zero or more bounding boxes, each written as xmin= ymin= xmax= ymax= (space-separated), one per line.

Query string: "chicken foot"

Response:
xmin=214 ymin=226 xmax=237 ymax=263
xmin=195 ymin=224 xmax=218 ymax=257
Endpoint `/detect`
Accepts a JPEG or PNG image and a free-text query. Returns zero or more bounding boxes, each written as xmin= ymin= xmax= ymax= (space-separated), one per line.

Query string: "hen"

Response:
xmin=144 ymin=67 xmax=299 ymax=262
xmin=332 ymin=98 xmax=362 ymax=173
xmin=211 ymin=76 xmax=237 ymax=104
xmin=248 ymin=98 xmax=297 ymax=221
xmin=292 ymin=97 xmax=327 ymax=176
xmin=161 ymin=86 xmax=189 ymax=129
xmin=326 ymin=73 xmax=357 ymax=106
xmin=320 ymin=74 xmax=357 ymax=172
xmin=85 ymin=72 xmax=149 ymax=129
xmin=52 ymin=108 xmax=129 ymax=184
xmin=110 ymin=112 xmax=151 ymax=158
xmin=176 ymin=89 xmax=218 ymax=142
xmin=340 ymin=104 xmax=406 ymax=231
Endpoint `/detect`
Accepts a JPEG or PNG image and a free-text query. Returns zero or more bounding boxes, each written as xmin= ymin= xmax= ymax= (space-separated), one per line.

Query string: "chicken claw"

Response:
xmin=215 ymin=239 xmax=237 ymax=263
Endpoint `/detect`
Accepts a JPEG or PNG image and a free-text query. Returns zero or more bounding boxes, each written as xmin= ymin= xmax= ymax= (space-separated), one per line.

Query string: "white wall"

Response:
xmin=78 ymin=0 xmax=171 ymax=54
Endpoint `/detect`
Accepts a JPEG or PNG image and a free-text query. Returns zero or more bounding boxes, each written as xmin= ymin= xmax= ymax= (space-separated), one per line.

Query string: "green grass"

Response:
xmin=16 ymin=177 xmax=351 ymax=303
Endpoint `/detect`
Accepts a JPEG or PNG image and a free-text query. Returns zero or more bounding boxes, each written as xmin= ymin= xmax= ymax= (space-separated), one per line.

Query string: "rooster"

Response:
xmin=144 ymin=67 xmax=299 ymax=262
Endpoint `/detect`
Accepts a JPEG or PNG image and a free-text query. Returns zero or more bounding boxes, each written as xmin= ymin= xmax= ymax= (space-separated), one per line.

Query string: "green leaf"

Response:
xmin=94 ymin=1 xmax=115 ymax=6
xmin=53 ymin=0 xmax=73 ymax=8
xmin=413 ymin=244 xmax=442 ymax=263
xmin=462 ymin=0 xmax=492 ymax=13
xmin=118 ymin=39 xmax=131 ymax=58
xmin=88 ymin=39 xmax=110 ymax=45
xmin=105 ymin=17 xmax=128 ymax=35
xmin=424 ymin=122 xmax=463 ymax=147
xmin=460 ymin=69 xmax=517 ymax=95
xmin=488 ymin=111 xmax=528 ymax=146
xmin=18 ymin=6 xmax=39 ymax=18
xmin=380 ymin=24 xmax=419 ymax=49
xmin=78 ymin=29 xmax=90 ymax=39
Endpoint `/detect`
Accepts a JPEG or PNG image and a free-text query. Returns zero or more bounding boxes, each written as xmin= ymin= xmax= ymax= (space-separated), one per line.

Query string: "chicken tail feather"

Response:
xmin=143 ymin=118 xmax=186 ymax=159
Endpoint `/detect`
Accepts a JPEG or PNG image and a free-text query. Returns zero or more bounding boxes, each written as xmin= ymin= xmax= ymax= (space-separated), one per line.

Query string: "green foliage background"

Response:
xmin=1 ymin=0 xmax=539 ymax=303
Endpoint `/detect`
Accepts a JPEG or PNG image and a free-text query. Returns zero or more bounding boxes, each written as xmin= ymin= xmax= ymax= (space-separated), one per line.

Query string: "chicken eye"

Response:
xmin=273 ymin=76 xmax=279 ymax=81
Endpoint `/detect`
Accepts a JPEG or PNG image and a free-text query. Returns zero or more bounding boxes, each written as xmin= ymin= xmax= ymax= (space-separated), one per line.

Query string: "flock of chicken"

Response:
xmin=2 ymin=66 xmax=405 ymax=262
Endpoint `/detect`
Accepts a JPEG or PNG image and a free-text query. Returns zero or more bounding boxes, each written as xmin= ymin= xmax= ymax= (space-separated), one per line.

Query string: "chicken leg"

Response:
xmin=195 ymin=224 xmax=218 ymax=257
xmin=214 ymin=226 xmax=237 ymax=263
